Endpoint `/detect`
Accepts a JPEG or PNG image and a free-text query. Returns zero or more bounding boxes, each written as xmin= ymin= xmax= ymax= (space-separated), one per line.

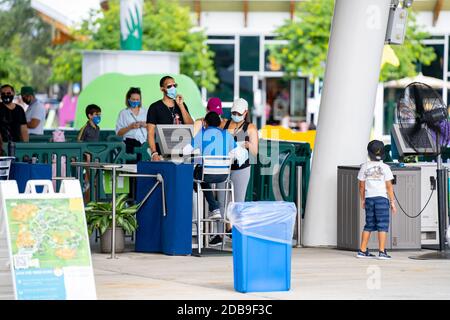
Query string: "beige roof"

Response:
xmin=178 ymin=0 xmax=450 ymax=12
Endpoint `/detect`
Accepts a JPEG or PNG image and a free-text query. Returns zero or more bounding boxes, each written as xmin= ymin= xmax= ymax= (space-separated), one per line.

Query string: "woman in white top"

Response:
xmin=116 ymin=87 xmax=148 ymax=158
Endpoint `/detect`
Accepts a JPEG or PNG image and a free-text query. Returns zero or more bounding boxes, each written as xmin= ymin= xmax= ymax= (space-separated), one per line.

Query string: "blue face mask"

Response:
xmin=231 ymin=114 xmax=244 ymax=123
xmin=93 ymin=115 xmax=101 ymax=125
xmin=128 ymin=100 xmax=140 ymax=108
xmin=166 ymin=87 xmax=177 ymax=100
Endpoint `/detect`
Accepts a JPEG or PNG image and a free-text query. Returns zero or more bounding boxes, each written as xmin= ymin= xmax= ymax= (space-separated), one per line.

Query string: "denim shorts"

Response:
xmin=364 ymin=197 xmax=390 ymax=232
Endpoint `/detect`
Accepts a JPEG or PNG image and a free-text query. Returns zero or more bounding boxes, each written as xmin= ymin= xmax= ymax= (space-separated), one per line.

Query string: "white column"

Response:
xmin=303 ymin=0 xmax=392 ymax=247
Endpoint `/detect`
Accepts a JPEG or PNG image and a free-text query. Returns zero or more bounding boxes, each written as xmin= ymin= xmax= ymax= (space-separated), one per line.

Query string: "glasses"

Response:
xmin=166 ymin=84 xmax=178 ymax=89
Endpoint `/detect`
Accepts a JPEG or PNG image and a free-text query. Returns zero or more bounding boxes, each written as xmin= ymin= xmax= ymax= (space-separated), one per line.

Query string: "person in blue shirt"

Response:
xmin=192 ymin=111 xmax=237 ymax=221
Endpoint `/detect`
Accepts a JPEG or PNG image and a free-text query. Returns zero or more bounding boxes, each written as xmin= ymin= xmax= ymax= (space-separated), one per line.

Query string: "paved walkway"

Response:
xmin=92 ymin=247 xmax=450 ymax=300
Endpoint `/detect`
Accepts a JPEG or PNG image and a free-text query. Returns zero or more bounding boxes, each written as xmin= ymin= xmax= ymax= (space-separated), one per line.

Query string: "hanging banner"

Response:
xmin=0 ymin=180 xmax=96 ymax=300
xmin=120 ymin=0 xmax=143 ymax=50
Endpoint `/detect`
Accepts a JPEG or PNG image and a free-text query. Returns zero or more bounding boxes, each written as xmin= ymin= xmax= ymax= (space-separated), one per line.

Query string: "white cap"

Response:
xmin=231 ymin=98 xmax=248 ymax=114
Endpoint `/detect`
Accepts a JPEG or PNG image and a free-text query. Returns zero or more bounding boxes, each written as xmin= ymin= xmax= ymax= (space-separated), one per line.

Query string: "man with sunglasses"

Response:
xmin=147 ymin=76 xmax=194 ymax=161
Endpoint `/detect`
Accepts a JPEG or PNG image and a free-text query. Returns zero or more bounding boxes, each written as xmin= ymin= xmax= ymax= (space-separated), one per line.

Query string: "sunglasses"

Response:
xmin=166 ymin=84 xmax=178 ymax=89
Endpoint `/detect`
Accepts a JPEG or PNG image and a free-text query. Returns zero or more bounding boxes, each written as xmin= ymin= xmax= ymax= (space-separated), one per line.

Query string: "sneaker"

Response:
xmin=208 ymin=209 xmax=221 ymax=220
xmin=378 ymin=250 xmax=392 ymax=260
xmin=226 ymin=229 xmax=232 ymax=239
xmin=356 ymin=249 xmax=376 ymax=259
xmin=209 ymin=235 xmax=223 ymax=247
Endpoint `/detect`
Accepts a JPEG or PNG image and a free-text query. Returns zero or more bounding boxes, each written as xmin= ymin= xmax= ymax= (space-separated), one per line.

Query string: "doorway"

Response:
xmin=265 ymin=77 xmax=308 ymax=127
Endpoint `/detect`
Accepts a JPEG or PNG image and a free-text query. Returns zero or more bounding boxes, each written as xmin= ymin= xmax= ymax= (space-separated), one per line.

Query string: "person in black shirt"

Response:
xmin=0 ymin=84 xmax=29 ymax=142
xmin=147 ymin=75 xmax=194 ymax=161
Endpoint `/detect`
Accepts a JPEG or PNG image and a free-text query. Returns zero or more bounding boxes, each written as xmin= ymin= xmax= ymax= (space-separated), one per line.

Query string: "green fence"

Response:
xmin=10 ymin=141 xmax=149 ymax=201
xmin=246 ymin=139 xmax=311 ymax=214
xmin=4 ymin=139 xmax=311 ymax=211
xmin=29 ymin=130 xmax=119 ymax=143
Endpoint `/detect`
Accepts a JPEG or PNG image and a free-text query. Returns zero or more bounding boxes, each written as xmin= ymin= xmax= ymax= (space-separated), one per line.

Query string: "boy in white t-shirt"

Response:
xmin=357 ymin=140 xmax=397 ymax=260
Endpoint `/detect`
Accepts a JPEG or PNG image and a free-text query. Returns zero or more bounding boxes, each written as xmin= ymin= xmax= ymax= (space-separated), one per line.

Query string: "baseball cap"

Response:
xmin=206 ymin=97 xmax=223 ymax=115
xmin=367 ymin=140 xmax=385 ymax=161
xmin=231 ymin=98 xmax=248 ymax=114
xmin=20 ymin=86 xmax=34 ymax=96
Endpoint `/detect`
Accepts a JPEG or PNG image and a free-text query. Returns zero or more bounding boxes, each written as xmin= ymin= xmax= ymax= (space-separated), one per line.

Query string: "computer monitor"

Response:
xmin=156 ymin=125 xmax=195 ymax=158
xmin=391 ymin=123 xmax=436 ymax=156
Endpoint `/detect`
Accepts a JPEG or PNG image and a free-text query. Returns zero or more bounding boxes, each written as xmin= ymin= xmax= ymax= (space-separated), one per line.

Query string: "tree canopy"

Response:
xmin=0 ymin=0 xmax=51 ymax=91
xmin=271 ymin=0 xmax=436 ymax=82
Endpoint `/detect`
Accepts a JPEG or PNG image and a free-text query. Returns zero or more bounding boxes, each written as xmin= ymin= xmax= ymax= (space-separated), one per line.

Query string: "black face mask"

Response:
xmin=1 ymin=94 xmax=14 ymax=104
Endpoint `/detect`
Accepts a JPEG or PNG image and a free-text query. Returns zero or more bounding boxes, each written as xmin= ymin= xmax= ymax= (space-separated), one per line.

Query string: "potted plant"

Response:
xmin=85 ymin=194 xmax=139 ymax=253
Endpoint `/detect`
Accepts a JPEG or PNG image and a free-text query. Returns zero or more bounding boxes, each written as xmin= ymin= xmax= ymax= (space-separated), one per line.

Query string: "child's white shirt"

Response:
xmin=357 ymin=161 xmax=394 ymax=199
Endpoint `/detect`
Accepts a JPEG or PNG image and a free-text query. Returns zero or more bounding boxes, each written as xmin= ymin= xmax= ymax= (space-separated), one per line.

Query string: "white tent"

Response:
xmin=31 ymin=0 xmax=100 ymax=27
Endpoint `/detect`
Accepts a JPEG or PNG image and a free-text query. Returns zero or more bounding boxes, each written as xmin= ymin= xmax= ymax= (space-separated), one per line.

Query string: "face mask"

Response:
xmin=232 ymin=114 xmax=244 ymax=123
xmin=22 ymin=97 xmax=31 ymax=105
xmin=128 ymin=100 xmax=140 ymax=108
xmin=92 ymin=115 xmax=101 ymax=125
xmin=166 ymin=87 xmax=177 ymax=100
xmin=1 ymin=94 xmax=14 ymax=104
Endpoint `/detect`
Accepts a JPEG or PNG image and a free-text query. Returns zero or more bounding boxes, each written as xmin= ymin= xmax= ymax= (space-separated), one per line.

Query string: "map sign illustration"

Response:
xmin=5 ymin=198 xmax=91 ymax=270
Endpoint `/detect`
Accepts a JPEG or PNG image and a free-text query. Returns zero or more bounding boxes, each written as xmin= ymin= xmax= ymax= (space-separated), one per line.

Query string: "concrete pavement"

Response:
xmin=92 ymin=247 xmax=450 ymax=300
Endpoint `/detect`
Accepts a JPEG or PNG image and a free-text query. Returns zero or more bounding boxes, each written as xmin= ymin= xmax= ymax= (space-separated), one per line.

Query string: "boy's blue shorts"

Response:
xmin=364 ymin=196 xmax=390 ymax=232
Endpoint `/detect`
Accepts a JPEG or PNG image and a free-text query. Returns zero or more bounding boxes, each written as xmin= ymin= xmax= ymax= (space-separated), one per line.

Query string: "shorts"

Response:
xmin=364 ymin=197 xmax=390 ymax=232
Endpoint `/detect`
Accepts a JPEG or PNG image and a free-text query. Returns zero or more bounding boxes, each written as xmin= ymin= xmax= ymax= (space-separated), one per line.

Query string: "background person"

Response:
xmin=0 ymin=134 xmax=5 ymax=156
xmin=21 ymin=86 xmax=46 ymax=135
xmin=77 ymin=104 xmax=102 ymax=200
xmin=192 ymin=111 xmax=237 ymax=220
xmin=77 ymin=104 xmax=102 ymax=142
xmin=217 ymin=98 xmax=258 ymax=236
xmin=116 ymin=87 xmax=148 ymax=157
xmin=0 ymin=84 xmax=29 ymax=142
xmin=193 ymin=97 xmax=226 ymax=135
xmin=147 ymin=76 xmax=194 ymax=161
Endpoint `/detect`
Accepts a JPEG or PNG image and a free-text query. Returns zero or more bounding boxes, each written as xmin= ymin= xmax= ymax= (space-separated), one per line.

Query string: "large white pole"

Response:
xmin=303 ymin=0 xmax=392 ymax=246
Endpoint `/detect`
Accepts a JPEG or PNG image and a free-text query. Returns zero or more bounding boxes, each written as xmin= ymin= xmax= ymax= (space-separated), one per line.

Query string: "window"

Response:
xmin=207 ymin=43 xmax=235 ymax=102
xmin=290 ymin=79 xmax=307 ymax=119
xmin=207 ymin=35 xmax=235 ymax=40
xmin=264 ymin=44 xmax=284 ymax=72
xmin=422 ymin=44 xmax=444 ymax=79
xmin=240 ymin=36 xmax=260 ymax=72
xmin=239 ymin=76 xmax=254 ymax=117
xmin=448 ymin=37 xmax=450 ymax=72
xmin=383 ymin=88 xmax=403 ymax=135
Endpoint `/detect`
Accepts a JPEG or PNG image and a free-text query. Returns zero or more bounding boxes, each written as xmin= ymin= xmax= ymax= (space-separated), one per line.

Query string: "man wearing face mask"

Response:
xmin=0 ymin=84 xmax=29 ymax=142
xmin=146 ymin=76 xmax=194 ymax=161
xmin=21 ymin=86 xmax=46 ymax=135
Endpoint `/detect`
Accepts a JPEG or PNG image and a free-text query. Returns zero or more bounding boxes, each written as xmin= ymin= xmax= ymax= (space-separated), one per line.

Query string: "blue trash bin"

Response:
xmin=228 ymin=201 xmax=296 ymax=293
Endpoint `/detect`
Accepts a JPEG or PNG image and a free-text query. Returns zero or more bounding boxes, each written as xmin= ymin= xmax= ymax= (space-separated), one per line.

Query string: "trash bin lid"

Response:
xmin=227 ymin=201 xmax=297 ymax=244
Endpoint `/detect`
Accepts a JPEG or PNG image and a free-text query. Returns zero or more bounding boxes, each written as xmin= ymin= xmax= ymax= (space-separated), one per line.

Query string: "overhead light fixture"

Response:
xmin=385 ymin=4 xmax=409 ymax=45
